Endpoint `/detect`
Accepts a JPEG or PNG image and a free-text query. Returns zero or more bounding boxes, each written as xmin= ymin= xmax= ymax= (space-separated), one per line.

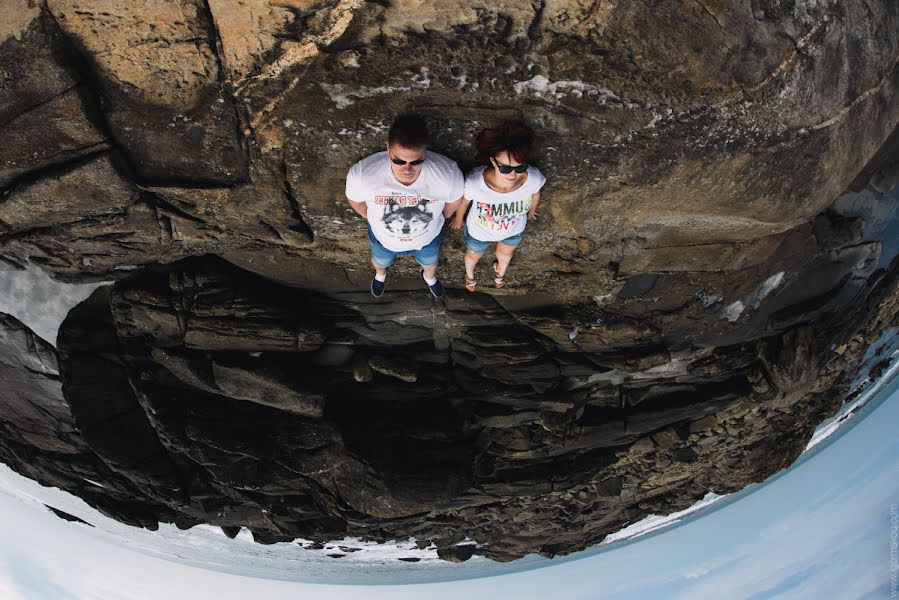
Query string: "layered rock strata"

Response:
xmin=0 ymin=0 xmax=897 ymax=562
xmin=3 ymin=226 xmax=896 ymax=560
xmin=0 ymin=1 xmax=895 ymax=290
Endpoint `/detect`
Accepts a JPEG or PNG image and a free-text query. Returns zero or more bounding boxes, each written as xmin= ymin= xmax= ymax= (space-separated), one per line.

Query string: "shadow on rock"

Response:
xmin=0 ymin=249 xmax=889 ymax=561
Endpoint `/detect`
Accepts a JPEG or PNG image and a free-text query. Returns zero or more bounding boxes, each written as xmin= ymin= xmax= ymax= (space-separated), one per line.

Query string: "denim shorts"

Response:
xmin=463 ymin=225 xmax=524 ymax=254
xmin=368 ymin=226 xmax=443 ymax=268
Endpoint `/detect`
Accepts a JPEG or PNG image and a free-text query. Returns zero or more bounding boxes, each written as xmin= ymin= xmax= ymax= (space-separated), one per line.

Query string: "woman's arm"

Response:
xmin=451 ymin=196 xmax=472 ymax=229
xmin=527 ymin=192 xmax=541 ymax=221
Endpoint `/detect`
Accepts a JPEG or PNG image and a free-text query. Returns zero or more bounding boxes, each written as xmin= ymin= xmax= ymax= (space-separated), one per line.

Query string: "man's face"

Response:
xmin=387 ymin=143 xmax=426 ymax=185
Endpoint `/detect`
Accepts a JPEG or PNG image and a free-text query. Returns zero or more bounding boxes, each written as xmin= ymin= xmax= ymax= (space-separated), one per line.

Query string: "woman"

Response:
xmin=451 ymin=122 xmax=546 ymax=290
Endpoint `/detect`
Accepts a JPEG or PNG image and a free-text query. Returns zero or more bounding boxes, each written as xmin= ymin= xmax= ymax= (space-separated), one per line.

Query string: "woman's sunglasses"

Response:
xmin=390 ymin=156 xmax=426 ymax=166
xmin=493 ymin=158 xmax=528 ymax=174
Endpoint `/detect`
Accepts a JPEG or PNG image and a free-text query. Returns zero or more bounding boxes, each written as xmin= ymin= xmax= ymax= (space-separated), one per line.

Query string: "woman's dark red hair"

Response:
xmin=475 ymin=121 xmax=535 ymax=166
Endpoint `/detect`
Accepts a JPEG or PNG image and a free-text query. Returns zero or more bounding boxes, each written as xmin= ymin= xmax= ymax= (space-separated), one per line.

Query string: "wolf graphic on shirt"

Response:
xmin=381 ymin=198 xmax=434 ymax=239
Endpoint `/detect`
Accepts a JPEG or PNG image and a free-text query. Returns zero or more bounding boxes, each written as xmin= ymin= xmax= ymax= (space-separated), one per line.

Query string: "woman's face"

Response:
xmin=491 ymin=150 xmax=527 ymax=185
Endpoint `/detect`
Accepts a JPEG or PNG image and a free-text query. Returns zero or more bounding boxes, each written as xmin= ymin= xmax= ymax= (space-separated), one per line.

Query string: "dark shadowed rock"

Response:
xmin=44 ymin=0 xmax=249 ymax=184
xmin=57 ymin=286 xmax=182 ymax=496
xmin=0 ymin=312 xmax=178 ymax=530
xmin=0 ymin=87 xmax=110 ymax=187
xmin=1 ymin=5 xmax=76 ymax=126
xmin=5 ymin=235 xmax=887 ymax=561
xmin=0 ymin=0 xmax=897 ymax=564
xmin=437 ymin=544 xmax=477 ymax=563
xmin=45 ymin=505 xmax=93 ymax=526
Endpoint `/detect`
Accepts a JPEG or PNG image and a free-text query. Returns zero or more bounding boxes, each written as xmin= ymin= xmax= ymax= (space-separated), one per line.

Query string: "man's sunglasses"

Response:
xmin=493 ymin=158 xmax=528 ymax=174
xmin=390 ymin=156 xmax=426 ymax=166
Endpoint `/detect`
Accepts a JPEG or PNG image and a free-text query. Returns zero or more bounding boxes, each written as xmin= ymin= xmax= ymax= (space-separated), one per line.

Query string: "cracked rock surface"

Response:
xmin=3 ymin=217 xmax=897 ymax=560
xmin=0 ymin=0 xmax=897 ymax=562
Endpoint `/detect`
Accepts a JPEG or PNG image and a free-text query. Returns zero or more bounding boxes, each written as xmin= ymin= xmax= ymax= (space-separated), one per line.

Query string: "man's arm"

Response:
xmin=443 ymin=195 xmax=463 ymax=220
xmin=450 ymin=196 xmax=471 ymax=229
xmin=346 ymin=196 xmax=368 ymax=219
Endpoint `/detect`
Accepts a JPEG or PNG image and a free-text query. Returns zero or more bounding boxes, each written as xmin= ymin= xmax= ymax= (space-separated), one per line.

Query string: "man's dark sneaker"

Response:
xmin=422 ymin=272 xmax=444 ymax=299
xmin=371 ymin=275 xmax=386 ymax=298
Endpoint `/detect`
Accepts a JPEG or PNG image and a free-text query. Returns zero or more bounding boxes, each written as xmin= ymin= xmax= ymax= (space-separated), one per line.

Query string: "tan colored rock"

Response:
xmin=42 ymin=0 xmax=249 ymax=183
xmin=0 ymin=0 xmax=41 ymax=42
xmin=0 ymin=153 xmax=133 ymax=231
xmin=46 ymin=0 xmax=218 ymax=108
xmin=650 ymin=428 xmax=680 ymax=449
xmin=206 ymin=0 xmax=327 ymax=82
xmin=241 ymin=0 xmax=365 ymax=135
xmin=373 ymin=0 xmax=536 ymax=39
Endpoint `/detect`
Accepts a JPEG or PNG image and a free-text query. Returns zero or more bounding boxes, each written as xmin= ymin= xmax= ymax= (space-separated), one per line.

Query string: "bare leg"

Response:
xmin=420 ymin=262 xmax=438 ymax=280
xmin=371 ymin=256 xmax=388 ymax=278
xmin=464 ymin=249 xmax=486 ymax=279
xmin=494 ymin=242 xmax=516 ymax=278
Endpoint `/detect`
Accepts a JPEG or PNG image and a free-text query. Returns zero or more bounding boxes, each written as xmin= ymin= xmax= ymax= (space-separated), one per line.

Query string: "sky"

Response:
xmin=0 ymin=267 xmax=897 ymax=599
xmin=0 ymin=266 xmax=104 ymax=346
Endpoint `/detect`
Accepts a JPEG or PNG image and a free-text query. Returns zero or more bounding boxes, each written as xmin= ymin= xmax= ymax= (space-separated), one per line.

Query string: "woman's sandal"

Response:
xmin=465 ymin=274 xmax=478 ymax=292
xmin=493 ymin=261 xmax=506 ymax=289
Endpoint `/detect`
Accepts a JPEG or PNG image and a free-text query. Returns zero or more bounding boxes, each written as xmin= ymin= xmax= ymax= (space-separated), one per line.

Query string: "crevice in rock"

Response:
xmin=694 ymin=0 xmax=726 ymax=31
xmin=0 ymin=147 xmax=112 ymax=199
xmin=280 ymin=161 xmax=315 ymax=242
xmin=809 ymin=69 xmax=896 ymax=131
xmin=1 ymin=81 xmax=81 ymax=126
xmin=197 ymin=1 xmax=229 ymax=85
xmin=526 ymin=0 xmax=546 ymax=44
xmin=139 ymin=191 xmax=207 ymax=225
xmin=744 ymin=11 xmax=832 ymax=94
xmin=21 ymin=140 xmax=112 ymax=167
xmin=197 ymin=0 xmax=253 ymax=166
xmin=243 ymin=0 xmax=363 ymax=128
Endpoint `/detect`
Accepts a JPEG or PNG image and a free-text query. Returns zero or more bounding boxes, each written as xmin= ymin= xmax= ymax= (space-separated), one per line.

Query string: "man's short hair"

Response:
xmin=387 ymin=113 xmax=429 ymax=149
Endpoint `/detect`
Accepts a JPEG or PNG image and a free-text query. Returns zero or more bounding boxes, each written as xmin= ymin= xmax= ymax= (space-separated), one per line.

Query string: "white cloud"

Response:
xmin=0 ymin=264 xmax=106 ymax=346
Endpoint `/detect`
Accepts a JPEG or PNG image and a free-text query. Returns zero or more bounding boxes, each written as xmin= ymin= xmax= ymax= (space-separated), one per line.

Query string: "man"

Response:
xmin=345 ymin=114 xmax=464 ymax=298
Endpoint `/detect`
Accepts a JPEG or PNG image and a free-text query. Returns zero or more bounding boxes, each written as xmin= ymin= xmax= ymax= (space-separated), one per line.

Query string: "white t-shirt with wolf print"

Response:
xmin=464 ymin=165 xmax=546 ymax=242
xmin=346 ymin=151 xmax=464 ymax=252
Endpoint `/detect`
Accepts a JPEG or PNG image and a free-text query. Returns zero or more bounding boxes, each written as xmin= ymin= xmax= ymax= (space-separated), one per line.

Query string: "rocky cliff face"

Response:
xmin=0 ymin=0 xmax=897 ymax=562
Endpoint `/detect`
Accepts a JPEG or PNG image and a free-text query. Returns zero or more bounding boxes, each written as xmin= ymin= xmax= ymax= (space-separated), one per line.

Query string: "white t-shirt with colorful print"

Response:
xmin=346 ymin=151 xmax=464 ymax=252
xmin=463 ymin=165 xmax=546 ymax=242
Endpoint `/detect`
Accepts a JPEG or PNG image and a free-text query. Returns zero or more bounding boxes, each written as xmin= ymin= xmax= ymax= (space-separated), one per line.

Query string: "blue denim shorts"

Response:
xmin=368 ymin=226 xmax=443 ymax=268
xmin=463 ymin=225 xmax=524 ymax=254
